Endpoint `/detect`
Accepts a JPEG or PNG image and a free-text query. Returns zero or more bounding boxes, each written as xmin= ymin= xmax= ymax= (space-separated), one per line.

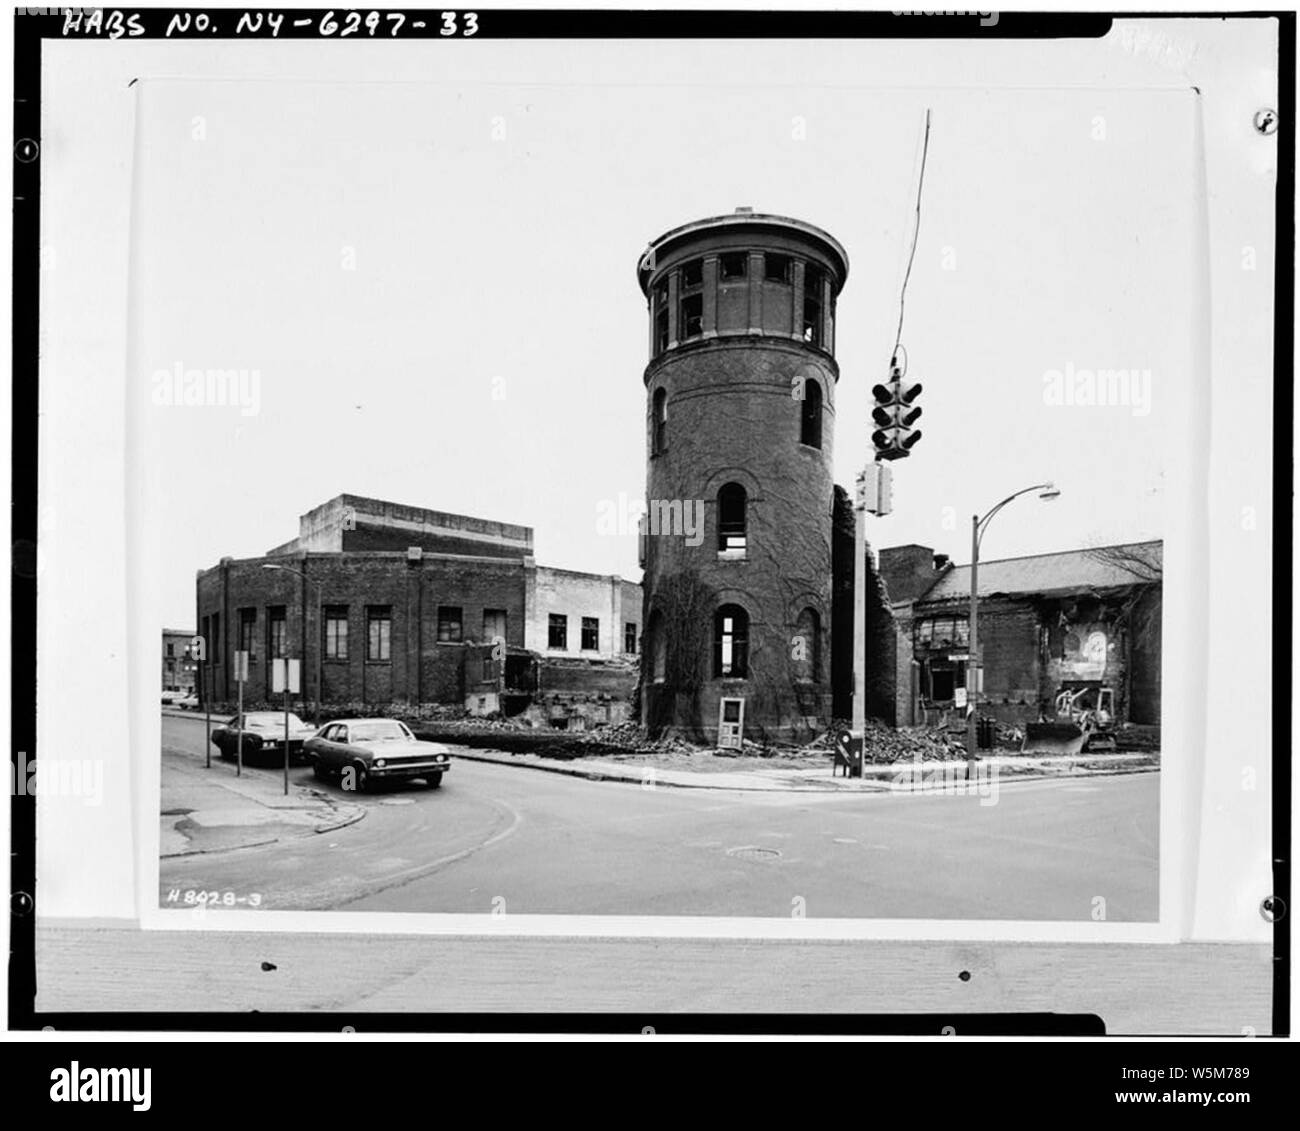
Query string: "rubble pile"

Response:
xmin=802 ymin=719 xmax=968 ymax=764
xmin=573 ymin=723 xmax=702 ymax=756
xmin=865 ymin=724 xmax=967 ymax=763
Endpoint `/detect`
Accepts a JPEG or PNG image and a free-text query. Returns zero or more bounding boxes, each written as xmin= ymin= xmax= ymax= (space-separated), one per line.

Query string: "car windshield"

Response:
xmin=241 ymin=714 xmax=307 ymax=729
xmin=348 ymin=721 xmax=412 ymax=742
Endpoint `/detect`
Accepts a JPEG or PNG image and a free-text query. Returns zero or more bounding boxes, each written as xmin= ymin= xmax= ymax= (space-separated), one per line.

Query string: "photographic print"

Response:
xmin=130 ymin=44 xmax=1187 ymax=927
xmin=19 ymin=7 xmax=1283 ymax=1040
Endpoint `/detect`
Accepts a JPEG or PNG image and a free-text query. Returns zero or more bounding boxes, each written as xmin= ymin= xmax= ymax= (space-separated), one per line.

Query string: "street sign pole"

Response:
xmin=234 ymin=650 xmax=248 ymax=778
xmin=283 ymin=660 xmax=290 ymax=797
xmin=236 ymin=670 xmax=244 ymax=778
xmin=205 ymin=662 xmax=212 ymax=769
xmin=274 ymin=658 xmax=301 ymax=796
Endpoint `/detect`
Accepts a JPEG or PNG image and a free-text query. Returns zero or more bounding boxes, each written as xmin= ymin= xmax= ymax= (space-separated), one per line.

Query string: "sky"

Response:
xmin=119 ymin=38 xmax=1192 ymax=627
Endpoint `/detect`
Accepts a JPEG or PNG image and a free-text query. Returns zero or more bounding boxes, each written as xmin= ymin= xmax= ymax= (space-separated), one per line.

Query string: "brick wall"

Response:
xmin=642 ymin=337 xmax=836 ymax=742
xmin=1128 ymin=587 xmax=1161 ymax=724
xmin=878 ymin=544 xmax=950 ymax=604
xmin=196 ymin=552 xmax=527 ymax=711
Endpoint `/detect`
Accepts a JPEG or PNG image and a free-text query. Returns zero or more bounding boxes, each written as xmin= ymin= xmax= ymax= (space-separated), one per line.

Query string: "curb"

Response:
xmin=448 ymin=747 xmax=1159 ymax=793
xmin=160 ymin=800 xmax=365 ymax=859
xmin=160 ymin=756 xmax=368 ymax=858
xmin=309 ymin=797 xmax=367 ymax=834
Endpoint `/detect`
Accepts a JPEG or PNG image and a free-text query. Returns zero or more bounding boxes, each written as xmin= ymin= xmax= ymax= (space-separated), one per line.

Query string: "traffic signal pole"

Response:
xmin=852 ymin=474 xmax=868 ymax=746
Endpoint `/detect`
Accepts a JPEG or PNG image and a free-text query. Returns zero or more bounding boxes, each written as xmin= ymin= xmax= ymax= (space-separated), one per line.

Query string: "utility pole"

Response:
xmin=966 ymin=513 xmax=980 ymax=780
xmin=964 ymin=483 xmax=1061 ymax=778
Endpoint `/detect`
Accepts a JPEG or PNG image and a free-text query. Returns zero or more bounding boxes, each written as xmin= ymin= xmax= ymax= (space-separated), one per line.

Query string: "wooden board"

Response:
xmin=31 ymin=922 xmax=1271 ymax=1035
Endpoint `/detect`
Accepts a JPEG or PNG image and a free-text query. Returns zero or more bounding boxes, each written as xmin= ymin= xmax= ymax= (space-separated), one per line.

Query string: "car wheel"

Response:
xmin=425 ymin=772 xmax=443 ymax=789
xmin=312 ymin=761 xmax=328 ymax=781
xmin=351 ymin=762 xmax=370 ymax=794
xmin=218 ymin=742 xmax=234 ymax=761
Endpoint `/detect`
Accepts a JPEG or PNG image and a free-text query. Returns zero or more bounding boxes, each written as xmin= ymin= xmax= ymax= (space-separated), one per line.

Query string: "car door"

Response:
xmin=321 ymin=724 xmax=348 ymax=771
xmin=331 ymin=725 xmax=352 ymax=769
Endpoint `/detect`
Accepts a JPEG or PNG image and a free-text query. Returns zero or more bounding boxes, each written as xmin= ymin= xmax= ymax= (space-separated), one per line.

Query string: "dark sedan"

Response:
xmin=211 ymin=712 xmax=318 ymax=763
xmin=304 ymin=718 xmax=451 ymax=791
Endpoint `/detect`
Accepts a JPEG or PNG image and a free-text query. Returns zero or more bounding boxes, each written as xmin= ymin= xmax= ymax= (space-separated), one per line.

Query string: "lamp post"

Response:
xmin=966 ymin=483 xmax=1061 ymax=777
xmin=261 ymin=562 xmax=322 ymax=728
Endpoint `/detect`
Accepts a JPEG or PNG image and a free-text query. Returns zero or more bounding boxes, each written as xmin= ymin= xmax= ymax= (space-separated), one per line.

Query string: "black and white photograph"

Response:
xmin=135 ymin=25 xmax=1191 ymax=928
xmin=10 ymin=4 xmax=1290 ymax=1056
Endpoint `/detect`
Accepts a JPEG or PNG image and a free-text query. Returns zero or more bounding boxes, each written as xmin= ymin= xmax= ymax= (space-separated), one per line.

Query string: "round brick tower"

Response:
xmin=637 ymin=209 xmax=849 ymax=743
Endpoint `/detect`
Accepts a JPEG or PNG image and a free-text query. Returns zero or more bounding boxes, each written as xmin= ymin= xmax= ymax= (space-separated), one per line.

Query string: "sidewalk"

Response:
xmin=160 ymin=749 xmax=365 ymax=857
xmin=447 ymin=745 xmax=1160 ymax=793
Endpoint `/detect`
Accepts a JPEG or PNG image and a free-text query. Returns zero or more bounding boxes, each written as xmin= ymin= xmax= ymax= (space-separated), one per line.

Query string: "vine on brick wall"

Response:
xmin=644 ymin=567 xmax=716 ymax=739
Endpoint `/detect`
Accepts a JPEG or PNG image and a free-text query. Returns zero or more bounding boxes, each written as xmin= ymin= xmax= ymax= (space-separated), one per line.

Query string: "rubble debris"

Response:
xmin=799 ymin=719 xmax=968 ymax=763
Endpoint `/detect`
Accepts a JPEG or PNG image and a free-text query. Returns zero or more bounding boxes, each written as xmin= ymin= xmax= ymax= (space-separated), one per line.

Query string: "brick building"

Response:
xmin=161 ymin=628 xmax=198 ymax=694
xmin=878 ymin=540 xmax=1162 ymax=728
xmin=637 ymin=208 xmax=849 ymax=743
xmin=196 ymin=495 xmax=641 ymax=723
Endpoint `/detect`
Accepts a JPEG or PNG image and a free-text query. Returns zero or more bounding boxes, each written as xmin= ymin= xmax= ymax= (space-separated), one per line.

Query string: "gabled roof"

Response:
xmin=919 ymin=540 xmax=1162 ymax=604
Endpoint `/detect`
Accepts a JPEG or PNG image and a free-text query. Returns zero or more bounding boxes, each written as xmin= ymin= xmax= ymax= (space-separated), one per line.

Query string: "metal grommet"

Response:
xmin=11 ymin=891 xmax=34 ymax=915
xmin=1253 ymin=108 xmax=1278 ymax=136
xmin=15 ymin=138 xmax=38 ymax=163
xmin=1260 ymin=896 xmax=1285 ymax=923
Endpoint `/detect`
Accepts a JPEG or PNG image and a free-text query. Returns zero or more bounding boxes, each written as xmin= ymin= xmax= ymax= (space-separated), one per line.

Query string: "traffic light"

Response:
xmin=871 ymin=377 xmax=923 ymax=461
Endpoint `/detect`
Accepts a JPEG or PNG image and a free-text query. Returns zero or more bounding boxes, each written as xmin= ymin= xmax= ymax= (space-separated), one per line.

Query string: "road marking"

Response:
xmin=333 ymin=795 xmax=523 ymax=908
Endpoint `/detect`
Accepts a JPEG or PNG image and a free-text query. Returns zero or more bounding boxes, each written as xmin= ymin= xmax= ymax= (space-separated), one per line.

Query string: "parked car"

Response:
xmin=211 ymin=712 xmax=318 ymax=763
xmin=304 ymin=718 xmax=451 ymax=791
xmin=160 ymin=690 xmax=182 ymax=706
xmin=177 ymin=691 xmax=200 ymax=710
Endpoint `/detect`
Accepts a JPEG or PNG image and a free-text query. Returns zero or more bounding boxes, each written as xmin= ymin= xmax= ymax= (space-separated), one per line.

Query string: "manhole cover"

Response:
xmin=726 ymin=845 xmax=782 ymax=860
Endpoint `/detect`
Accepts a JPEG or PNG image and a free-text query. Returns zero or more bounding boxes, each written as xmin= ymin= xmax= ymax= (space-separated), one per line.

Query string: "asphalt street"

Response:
xmin=160 ymin=713 xmax=1159 ymax=921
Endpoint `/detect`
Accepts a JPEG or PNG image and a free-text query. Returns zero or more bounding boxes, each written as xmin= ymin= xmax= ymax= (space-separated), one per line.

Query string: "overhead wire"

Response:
xmin=891 ymin=108 xmax=932 ymax=375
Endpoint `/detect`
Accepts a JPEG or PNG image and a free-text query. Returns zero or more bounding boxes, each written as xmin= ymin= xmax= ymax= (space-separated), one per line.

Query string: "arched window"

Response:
xmin=652 ymin=388 xmax=668 ymax=455
xmin=714 ymin=605 xmax=750 ymax=678
xmin=717 ymin=482 xmax=747 ymax=553
xmin=794 ymin=607 xmax=821 ymax=682
xmin=648 ymin=610 xmax=666 ymax=683
xmin=799 ymin=378 xmax=823 ymax=448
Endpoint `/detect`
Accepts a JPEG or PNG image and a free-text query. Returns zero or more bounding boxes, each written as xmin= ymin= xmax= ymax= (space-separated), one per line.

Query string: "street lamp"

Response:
xmin=966 ymin=483 xmax=1060 ymax=775
xmin=261 ymin=562 xmax=322 ymax=728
